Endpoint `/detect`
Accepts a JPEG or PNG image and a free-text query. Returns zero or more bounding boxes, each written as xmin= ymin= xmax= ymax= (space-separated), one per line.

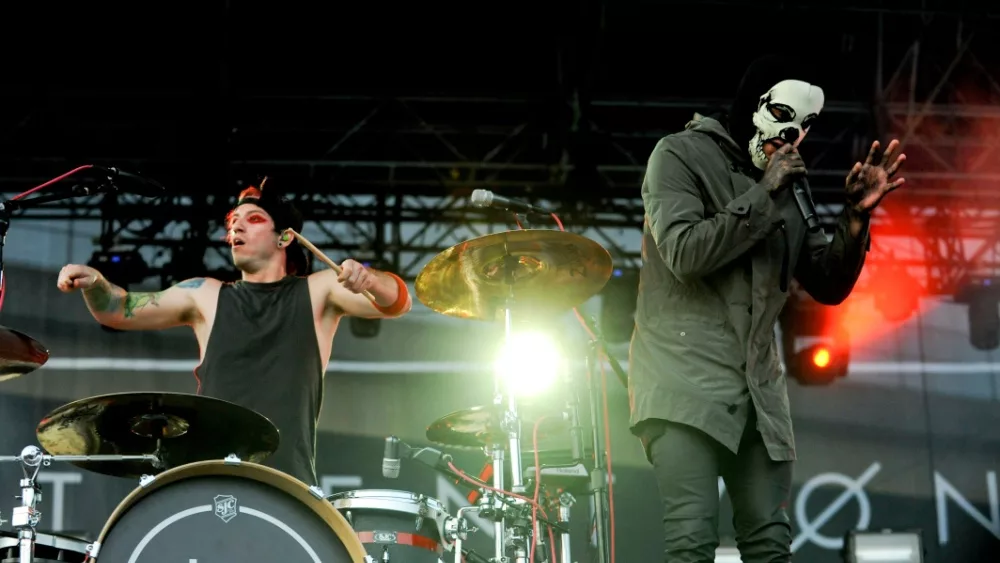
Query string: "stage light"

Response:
xmin=955 ymin=277 xmax=1000 ymax=351
xmin=714 ymin=547 xmax=742 ymax=562
xmin=777 ymin=285 xmax=852 ymax=385
xmin=843 ymin=529 xmax=924 ymax=563
xmin=494 ymin=331 xmax=563 ymax=396
xmin=812 ymin=346 xmax=831 ymax=368
xmin=88 ymin=249 xmax=150 ymax=287
xmin=788 ymin=342 xmax=848 ymax=385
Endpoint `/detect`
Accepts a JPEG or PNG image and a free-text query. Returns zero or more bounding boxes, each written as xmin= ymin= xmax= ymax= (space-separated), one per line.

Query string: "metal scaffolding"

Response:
xmin=1 ymin=5 xmax=998 ymax=291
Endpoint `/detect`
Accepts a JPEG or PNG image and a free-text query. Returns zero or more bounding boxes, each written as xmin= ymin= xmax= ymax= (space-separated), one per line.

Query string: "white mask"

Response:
xmin=748 ymin=79 xmax=824 ymax=169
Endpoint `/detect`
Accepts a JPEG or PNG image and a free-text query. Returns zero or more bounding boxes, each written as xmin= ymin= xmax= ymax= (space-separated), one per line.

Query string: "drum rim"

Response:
xmin=328 ymin=488 xmax=446 ymax=509
xmin=93 ymin=460 xmax=368 ymax=563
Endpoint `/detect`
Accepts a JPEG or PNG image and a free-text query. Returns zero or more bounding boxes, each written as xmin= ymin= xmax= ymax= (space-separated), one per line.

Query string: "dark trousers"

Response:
xmin=646 ymin=412 xmax=793 ymax=562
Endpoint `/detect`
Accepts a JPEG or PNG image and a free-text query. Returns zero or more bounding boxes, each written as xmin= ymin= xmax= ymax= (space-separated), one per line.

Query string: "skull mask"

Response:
xmin=747 ymin=79 xmax=824 ymax=170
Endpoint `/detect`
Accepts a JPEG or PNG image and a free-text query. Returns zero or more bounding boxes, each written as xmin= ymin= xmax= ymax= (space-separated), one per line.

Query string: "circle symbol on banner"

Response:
xmin=792 ymin=462 xmax=881 ymax=552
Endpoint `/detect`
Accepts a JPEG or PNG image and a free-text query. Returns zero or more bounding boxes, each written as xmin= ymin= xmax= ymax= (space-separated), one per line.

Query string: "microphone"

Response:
xmin=470 ymin=189 xmax=550 ymax=216
xmin=94 ymin=166 xmax=167 ymax=198
xmin=409 ymin=445 xmax=454 ymax=474
xmin=382 ymin=436 xmax=404 ymax=479
xmin=381 ymin=436 xmax=456 ymax=480
xmin=792 ymin=178 xmax=821 ymax=232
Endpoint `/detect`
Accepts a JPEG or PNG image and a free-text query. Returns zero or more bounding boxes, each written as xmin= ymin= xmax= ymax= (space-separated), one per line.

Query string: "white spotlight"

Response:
xmin=843 ymin=529 xmax=924 ymax=563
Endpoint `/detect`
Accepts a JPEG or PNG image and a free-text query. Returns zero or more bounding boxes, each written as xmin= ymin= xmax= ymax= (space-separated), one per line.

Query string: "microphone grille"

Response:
xmin=382 ymin=459 xmax=401 ymax=479
xmin=470 ymin=189 xmax=492 ymax=207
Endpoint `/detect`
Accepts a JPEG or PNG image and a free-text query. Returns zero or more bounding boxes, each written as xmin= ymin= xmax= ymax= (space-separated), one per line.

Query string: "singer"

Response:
xmin=627 ymin=55 xmax=905 ymax=563
xmin=54 ymin=178 xmax=413 ymax=487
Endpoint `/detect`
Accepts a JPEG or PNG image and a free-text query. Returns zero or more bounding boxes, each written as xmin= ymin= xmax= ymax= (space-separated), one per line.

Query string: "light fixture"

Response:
xmin=715 ymin=546 xmax=742 ymax=562
xmin=493 ymin=330 xmax=564 ymax=397
xmin=843 ymin=529 xmax=924 ymax=563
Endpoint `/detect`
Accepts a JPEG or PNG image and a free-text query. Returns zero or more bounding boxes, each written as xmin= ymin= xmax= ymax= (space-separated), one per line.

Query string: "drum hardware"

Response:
xmin=0 ymin=445 xmax=160 ymax=563
xmin=415 ymin=228 xmax=614 ymax=563
xmin=578 ymin=314 xmax=627 ymax=563
xmin=0 ymin=169 xmax=148 ymax=338
xmin=328 ymin=489 xmax=469 ymax=563
xmin=0 ymin=327 xmax=49 ymax=383
xmin=0 ymin=530 xmax=90 ymax=563
xmin=451 ymin=506 xmax=487 ymax=563
xmin=34 ymin=391 xmax=280 ymax=479
xmin=425 ymin=404 xmax=569 ymax=452
xmin=413 ymin=229 xmax=614 ymax=323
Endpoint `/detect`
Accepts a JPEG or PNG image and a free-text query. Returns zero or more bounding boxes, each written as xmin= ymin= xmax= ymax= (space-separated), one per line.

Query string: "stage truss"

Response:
xmin=1 ymin=5 xmax=999 ymax=297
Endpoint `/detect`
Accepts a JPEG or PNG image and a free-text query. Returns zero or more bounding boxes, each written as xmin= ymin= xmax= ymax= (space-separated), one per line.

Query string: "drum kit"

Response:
xmin=0 ymin=226 xmax=625 ymax=563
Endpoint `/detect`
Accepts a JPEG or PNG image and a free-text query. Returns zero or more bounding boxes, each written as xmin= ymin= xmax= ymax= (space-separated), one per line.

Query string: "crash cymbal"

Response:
xmin=36 ymin=392 xmax=280 ymax=479
xmin=415 ymin=229 xmax=613 ymax=320
xmin=0 ymin=326 xmax=49 ymax=382
xmin=426 ymin=404 xmax=568 ymax=450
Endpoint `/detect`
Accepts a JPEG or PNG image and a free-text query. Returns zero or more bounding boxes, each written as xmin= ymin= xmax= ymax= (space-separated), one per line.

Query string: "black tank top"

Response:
xmin=194 ymin=275 xmax=324 ymax=486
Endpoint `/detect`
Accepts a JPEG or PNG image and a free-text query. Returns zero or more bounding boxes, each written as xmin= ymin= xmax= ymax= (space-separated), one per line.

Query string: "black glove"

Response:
xmin=760 ymin=143 xmax=807 ymax=194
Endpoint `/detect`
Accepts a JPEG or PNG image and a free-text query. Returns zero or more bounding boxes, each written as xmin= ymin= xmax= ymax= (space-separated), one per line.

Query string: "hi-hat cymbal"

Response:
xmin=415 ymin=230 xmax=613 ymax=320
xmin=426 ymin=404 xmax=568 ymax=450
xmin=0 ymin=326 xmax=49 ymax=382
xmin=36 ymin=392 xmax=280 ymax=479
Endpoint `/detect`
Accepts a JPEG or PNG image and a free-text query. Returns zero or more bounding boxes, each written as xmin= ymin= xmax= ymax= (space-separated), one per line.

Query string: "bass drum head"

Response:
xmin=93 ymin=460 xmax=367 ymax=563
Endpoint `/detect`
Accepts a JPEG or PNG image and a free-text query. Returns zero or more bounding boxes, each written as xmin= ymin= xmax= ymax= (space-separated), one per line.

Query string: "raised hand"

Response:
xmin=336 ymin=259 xmax=376 ymax=294
xmin=845 ymin=139 xmax=906 ymax=213
xmin=57 ymin=264 xmax=101 ymax=292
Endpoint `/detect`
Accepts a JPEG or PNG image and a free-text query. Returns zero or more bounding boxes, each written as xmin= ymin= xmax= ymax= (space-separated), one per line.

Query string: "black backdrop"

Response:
xmin=1 ymin=394 xmax=998 ymax=562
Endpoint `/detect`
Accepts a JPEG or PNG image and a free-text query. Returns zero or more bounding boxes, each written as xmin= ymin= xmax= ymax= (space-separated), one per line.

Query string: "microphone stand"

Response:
xmin=577 ymin=314 xmax=627 ymax=563
xmin=0 ymin=446 xmax=160 ymax=563
xmin=0 ymin=180 xmax=127 ymax=315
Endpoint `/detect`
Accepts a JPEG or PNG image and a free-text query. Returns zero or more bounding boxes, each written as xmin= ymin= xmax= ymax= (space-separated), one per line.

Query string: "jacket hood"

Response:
xmin=684 ymin=114 xmax=752 ymax=170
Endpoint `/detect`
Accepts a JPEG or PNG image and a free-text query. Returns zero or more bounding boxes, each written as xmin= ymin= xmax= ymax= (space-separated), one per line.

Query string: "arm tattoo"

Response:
xmin=176 ymin=278 xmax=206 ymax=289
xmin=123 ymin=292 xmax=162 ymax=318
xmin=83 ymin=279 xmax=124 ymax=314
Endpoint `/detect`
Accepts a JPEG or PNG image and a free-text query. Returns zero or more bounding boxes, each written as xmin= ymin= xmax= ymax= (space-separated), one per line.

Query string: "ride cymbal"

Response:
xmin=426 ymin=404 xmax=568 ymax=450
xmin=414 ymin=230 xmax=613 ymax=321
xmin=36 ymin=392 xmax=280 ymax=479
xmin=0 ymin=326 xmax=49 ymax=382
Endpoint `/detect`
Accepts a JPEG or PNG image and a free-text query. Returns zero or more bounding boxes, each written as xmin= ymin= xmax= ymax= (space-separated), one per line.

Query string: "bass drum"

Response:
xmin=0 ymin=531 xmax=89 ymax=562
xmin=89 ymin=460 xmax=368 ymax=563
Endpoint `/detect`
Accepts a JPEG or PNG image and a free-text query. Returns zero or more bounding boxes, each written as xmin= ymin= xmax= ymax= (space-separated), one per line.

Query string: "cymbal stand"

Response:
xmin=0 ymin=445 xmax=160 ymax=563
xmin=491 ymin=251 xmax=530 ymax=563
xmin=584 ymin=342 xmax=611 ymax=563
xmin=557 ymin=493 xmax=575 ymax=563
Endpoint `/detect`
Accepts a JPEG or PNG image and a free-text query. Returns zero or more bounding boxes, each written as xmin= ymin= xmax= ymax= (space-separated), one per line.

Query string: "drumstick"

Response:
xmin=286 ymin=229 xmax=377 ymax=303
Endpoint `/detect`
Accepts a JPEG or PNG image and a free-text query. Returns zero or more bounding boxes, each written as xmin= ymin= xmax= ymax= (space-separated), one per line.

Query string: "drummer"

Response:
xmin=55 ymin=179 xmax=412 ymax=487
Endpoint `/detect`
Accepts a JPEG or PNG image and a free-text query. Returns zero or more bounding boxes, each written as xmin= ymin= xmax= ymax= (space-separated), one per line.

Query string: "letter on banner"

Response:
xmin=36 ymin=472 xmax=82 ymax=532
xmin=935 ymin=470 xmax=999 ymax=545
xmin=320 ymin=475 xmax=363 ymax=496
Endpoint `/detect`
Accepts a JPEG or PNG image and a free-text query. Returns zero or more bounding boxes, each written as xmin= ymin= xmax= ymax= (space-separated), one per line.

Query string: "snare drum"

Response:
xmin=0 ymin=531 xmax=89 ymax=562
xmin=89 ymin=460 xmax=368 ymax=562
xmin=328 ymin=489 xmax=454 ymax=563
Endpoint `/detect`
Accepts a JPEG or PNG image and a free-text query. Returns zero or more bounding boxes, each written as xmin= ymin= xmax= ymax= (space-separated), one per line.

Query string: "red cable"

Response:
xmin=529 ymin=415 xmax=553 ymax=562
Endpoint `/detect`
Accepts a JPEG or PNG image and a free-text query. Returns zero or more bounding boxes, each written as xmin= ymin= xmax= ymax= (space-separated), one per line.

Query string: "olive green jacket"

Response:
xmin=628 ymin=116 xmax=870 ymax=461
